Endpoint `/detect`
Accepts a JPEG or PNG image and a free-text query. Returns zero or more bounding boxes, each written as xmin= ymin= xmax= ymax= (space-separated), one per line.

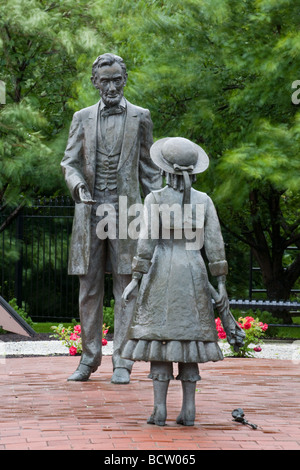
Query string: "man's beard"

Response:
xmin=101 ymin=91 xmax=123 ymax=107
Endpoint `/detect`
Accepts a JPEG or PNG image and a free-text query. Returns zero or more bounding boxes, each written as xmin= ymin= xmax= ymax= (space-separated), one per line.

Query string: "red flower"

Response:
xmin=245 ymin=316 xmax=255 ymax=322
xmin=69 ymin=346 xmax=77 ymax=356
xmin=74 ymin=325 xmax=81 ymax=333
xmin=102 ymin=338 xmax=107 ymax=346
xmin=259 ymin=322 xmax=268 ymax=331
xmin=253 ymin=346 xmax=262 ymax=352
xmin=215 ymin=318 xmax=227 ymax=339
xmin=243 ymin=321 xmax=252 ymax=330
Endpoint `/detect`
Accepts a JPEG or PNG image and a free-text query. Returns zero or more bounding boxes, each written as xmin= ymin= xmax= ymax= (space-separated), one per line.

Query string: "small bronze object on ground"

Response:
xmin=232 ymin=408 xmax=258 ymax=429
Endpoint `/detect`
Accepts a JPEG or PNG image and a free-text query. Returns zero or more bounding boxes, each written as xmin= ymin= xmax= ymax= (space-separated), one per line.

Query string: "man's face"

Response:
xmin=94 ymin=62 xmax=127 ymax=107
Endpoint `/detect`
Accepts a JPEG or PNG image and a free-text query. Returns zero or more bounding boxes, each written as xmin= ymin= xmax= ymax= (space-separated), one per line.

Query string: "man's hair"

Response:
xmin=91 ymin=53 xmax=127 ymax=87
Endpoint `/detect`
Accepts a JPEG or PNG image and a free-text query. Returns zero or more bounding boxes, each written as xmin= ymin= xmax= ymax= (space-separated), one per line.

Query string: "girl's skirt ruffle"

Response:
xmin=121 ymin=339 xmax=223 ymax=364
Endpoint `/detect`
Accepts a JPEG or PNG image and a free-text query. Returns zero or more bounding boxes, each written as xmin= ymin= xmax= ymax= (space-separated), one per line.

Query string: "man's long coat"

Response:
xmin=61 ymin=99 xmax=162 ymax=275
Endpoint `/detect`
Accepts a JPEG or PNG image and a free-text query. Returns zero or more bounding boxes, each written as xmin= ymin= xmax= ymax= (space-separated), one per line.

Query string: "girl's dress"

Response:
xmin=121 ymin=186 xmax=228 ymax=365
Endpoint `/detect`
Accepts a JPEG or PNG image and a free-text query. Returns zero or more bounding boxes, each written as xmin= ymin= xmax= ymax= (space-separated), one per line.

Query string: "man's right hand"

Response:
xmin=78 ymin=185 xmax=96 ymax=205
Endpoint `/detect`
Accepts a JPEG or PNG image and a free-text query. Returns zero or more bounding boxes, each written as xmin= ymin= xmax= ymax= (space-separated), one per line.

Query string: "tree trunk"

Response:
xmin=252 ymin=247 xmax=293 ymax=323
xmin=249 ymin=188 xmax=296 ymax=323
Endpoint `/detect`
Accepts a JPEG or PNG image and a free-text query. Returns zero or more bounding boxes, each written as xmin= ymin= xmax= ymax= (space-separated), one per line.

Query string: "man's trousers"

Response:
xmin=78 ymin=188 xmax=136 ymax=372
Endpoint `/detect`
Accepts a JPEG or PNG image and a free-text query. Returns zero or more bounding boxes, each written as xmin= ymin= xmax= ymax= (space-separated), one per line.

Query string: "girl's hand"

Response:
xmin=215 ymin=281 xmax=230 ymax=315
xmin=209 ymin=280 xmax=245 ymax=350
xmin=121 ymin=279 xmax=139 ymax=307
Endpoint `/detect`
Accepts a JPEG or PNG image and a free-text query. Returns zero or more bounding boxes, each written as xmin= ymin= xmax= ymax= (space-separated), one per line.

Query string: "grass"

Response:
xmin=33 ymin=322 xmax=75 ymax=334
xmin=267 ymin=316 xmax=300 ymax=340
xmin=266 ymin=326 xmax=300 ymax=340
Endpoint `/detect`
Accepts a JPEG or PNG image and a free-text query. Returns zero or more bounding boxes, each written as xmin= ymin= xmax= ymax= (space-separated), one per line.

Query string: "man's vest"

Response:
xmin=95 ymin=108 xmax=126 ymax=191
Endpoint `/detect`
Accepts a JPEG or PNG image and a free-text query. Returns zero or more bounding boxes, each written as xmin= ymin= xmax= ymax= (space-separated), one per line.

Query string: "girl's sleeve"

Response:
xmin=204 ymin=196 xmax=228 ymax=277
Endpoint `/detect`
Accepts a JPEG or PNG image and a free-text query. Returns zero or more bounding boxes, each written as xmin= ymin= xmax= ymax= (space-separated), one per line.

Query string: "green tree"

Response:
xmin=2 ymin=0 xmax=300 ymax=316
xmin=0 ymin=0 xmax=105 ymax=230
xmin=212 ymin=0 xmax=300 ymax=306
xmin=97 ymin=0 xmax=300 ymax=309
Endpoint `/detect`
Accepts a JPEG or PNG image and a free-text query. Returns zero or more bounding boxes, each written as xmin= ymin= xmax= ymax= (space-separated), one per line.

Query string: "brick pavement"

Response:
xmin=0 ymin=355 xmax=300 ymax=451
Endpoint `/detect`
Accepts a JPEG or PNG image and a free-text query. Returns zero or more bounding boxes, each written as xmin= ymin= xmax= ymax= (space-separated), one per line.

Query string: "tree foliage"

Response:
xmin=0 ymin=0 xmax=105 ymax=222
xmin=1 ymin=0 xmax=300 ymax=306
xmin=94 ymin=0 xmax=300 ymax=304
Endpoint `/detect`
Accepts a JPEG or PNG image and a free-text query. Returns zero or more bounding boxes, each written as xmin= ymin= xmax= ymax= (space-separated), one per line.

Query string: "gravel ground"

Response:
xmin=0 ymin=334 xmax=299 ymax=361
xmin=0 ymin=339 xmax=114 ymax=357
xmin=220 ymin=340 xmax=300 ymax=362
xmin=0 ymin=333 xmax=114 ymax=357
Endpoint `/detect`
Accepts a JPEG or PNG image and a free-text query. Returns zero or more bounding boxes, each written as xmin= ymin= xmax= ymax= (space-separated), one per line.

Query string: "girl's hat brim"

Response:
xmin=150 ymin=137 xmax=209 ymax=175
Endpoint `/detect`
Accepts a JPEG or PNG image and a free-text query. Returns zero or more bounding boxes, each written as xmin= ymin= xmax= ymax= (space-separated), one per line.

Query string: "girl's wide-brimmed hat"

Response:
xmin=150 ymin=137 xmax=209 ymax=175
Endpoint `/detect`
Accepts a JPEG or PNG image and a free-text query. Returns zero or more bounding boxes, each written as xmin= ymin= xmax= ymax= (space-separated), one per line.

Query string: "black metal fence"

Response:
xmin=1 ymin=197 xmax=79 ymax=321
xmin=249 ymin=249 xmax=300 ymax=300
xmin=1 ymin=197 xmax=114 ymax=322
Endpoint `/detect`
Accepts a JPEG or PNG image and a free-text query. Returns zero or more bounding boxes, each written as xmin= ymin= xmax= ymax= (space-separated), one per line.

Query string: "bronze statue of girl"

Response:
xmin=121 ymin=137 xmax=244 ymax=426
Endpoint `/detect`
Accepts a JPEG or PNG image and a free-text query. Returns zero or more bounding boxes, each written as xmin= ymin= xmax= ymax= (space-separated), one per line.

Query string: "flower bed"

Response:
xmin=216 ymin=316 xmax=268 ymax=358
xmin=51 ymin=323 xmax=109 ymax=356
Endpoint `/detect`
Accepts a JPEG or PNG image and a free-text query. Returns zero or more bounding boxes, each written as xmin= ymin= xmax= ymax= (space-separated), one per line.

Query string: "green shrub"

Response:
xmin=229 ymin=309 xmax=283 ymax=338
xmin=103 ymin=299 xmax=114 ymax=333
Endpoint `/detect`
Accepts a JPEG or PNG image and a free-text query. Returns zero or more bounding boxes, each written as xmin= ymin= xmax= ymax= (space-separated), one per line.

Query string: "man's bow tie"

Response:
xmin=102 ymin=106 xmax=125 ymax=117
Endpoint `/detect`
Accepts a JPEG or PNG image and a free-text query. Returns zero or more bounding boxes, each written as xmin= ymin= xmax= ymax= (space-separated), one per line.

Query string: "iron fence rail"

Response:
xmin=1 ymin=197 xmax=79 ymax=321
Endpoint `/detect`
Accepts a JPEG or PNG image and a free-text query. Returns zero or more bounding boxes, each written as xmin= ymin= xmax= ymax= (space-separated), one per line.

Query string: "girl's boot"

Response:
xmin=176 ymin=363 xmax=200 ymax=426
xmin=147 ymin=361 xmax=173 ymax=426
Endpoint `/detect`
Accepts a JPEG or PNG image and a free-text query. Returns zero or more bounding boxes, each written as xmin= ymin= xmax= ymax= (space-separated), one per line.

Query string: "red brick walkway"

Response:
xmin=0 ymin=355 xmax=300 ymax=450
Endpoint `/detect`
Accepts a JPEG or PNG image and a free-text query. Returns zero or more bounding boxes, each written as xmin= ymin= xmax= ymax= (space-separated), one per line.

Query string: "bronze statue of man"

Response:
xmin=61 ymin=53 xmax=162 ymax=383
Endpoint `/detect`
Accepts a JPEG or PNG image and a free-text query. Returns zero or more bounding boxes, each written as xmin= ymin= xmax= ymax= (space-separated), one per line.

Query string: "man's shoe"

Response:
xmin=67 ymin=364 xmax=93 ymax=382
xmin=111 ymin=367 xmax=130 ymax=384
